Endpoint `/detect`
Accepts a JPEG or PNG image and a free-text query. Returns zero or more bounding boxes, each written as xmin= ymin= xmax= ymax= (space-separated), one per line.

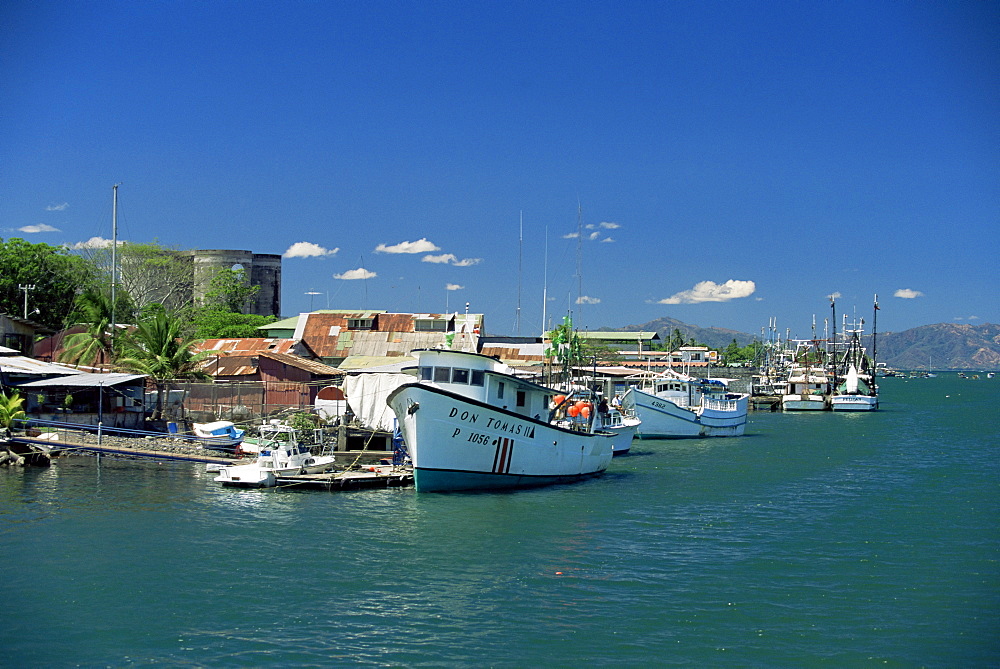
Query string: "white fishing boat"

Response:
xmin=619 ymin=370 xmax=749 ymax=438
xmin=214 ymin=421 xmax=336 ymax=487
xmin=829 ymin=331 xmax=878 ymax=411
xmin=780 ymin=365 xmax=830 ymax=410
xmin=386 ymin=349 xmax=615 ymax=493
xmin=602 ymin=407 xmax=640 ymax=455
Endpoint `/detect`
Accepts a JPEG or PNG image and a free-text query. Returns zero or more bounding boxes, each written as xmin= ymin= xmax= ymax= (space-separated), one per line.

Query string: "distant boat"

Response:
xmin=214 ymin=421 xmax=336 ymax=487
xmin=387 ymin=348 xmax=615 ymax=493
xmin=781 ymin=365 xmax=830 ymax=411
xmin=830 ymin=325 xmax=878 ymax=412
xmin=620 ymin=370 xmax=749 ymax=438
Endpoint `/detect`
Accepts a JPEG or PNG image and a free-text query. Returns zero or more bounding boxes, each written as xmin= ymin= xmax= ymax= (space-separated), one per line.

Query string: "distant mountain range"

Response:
xmin=607 ymin=317 xmax=1000 ymax=371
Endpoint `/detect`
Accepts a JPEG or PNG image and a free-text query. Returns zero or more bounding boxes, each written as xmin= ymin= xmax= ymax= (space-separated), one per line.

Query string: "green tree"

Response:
xmin=116 ymin=310 xmax=211 ymax=419
xmin=0 ymin=390 xmax=26 ymax=435
xmin=58 ymin=288 xmax=119 ymax=368
xmin=203 ymin=267 xmax=259 ymax=313
xmin=0 ymin=238 xmax=98 ymax=330
xmin=116 ymin=310 xmax=210 ymax=380
xmin=79 ymin=240 xmax=193 ymax=314
xmin=189 ymin=310 xmax=277 ymax=339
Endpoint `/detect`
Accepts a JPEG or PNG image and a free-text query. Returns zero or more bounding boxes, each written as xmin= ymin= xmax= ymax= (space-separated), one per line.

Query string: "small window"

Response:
xmin=434 ymin=367 xmax=451 ymax=383
xmin=470 ymin=370 xmax=485 ymax=386
xmin=414 ymin=319 xmax=448 ymax=332
xmin=420 ymin=367 xmax=433 ymax=380
xmin=497 ymin=381 xmax=505 ymax=399
xmin=347 ymin=318 xmax=374 ymax=329
xmin=452 ymin=368 xmax=469 ymax=384
xmin=516 ymin=390 xmax=526 ymax=407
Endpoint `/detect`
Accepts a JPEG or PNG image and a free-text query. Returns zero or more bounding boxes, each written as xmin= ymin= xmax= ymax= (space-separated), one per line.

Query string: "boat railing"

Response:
xmin=702 ymin=397 xmax=738 ymax=411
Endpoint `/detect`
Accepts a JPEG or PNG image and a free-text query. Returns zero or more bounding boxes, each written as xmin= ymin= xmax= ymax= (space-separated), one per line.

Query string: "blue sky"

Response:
xmin=2 ymin=0 xmax=997 ymax=339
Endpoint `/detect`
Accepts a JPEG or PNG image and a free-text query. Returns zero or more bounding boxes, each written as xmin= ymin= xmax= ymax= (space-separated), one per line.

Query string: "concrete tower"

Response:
xmin=190 ymin=250 xmax=282 ymax=318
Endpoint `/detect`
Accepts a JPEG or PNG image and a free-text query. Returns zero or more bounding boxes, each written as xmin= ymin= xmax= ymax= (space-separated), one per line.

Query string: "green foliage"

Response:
xmin=189 ymin=309 xmax=277 ymax=339
xmin=59 ymin=288 xmax=124 ymax=367
xmin=116 ymin=310 xmax=210 ymax=380
xmin=0 ymin=238 xmax=98 ymax=330
xmin=0 ymin=391 xmax=26 ymax=430
xmin=545 ymin=316 xmax=585 ymax=366
xmin=81 ymin=240 xmax=192 ymax=313
xmin=203 ymin=267 xmax=259 ymax=313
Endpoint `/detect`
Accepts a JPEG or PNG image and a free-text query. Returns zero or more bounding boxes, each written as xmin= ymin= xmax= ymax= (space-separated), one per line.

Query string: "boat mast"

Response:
xmin=830 ymin=296 xmax=838 ymax=391
xmin=872 ymin=294 xmax=879 ymax=393
xmin=111 ymin=183 xmax=119 ymax=350
xmin=515 ymin=211 xmax=522 ymax=336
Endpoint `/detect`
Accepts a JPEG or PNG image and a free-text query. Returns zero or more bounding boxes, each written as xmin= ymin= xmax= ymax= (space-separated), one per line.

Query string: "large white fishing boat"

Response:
xmin=619 ymin=370 xmax=749 ymax=438
xmin=386 ymin=349 xmax=615 ymax=492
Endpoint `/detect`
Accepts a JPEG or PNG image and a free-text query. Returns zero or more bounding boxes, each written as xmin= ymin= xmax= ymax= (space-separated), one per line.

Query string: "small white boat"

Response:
xmin=387 ymin=349 xmax=615 ymax=493
xmin=781 ymin=366 xmax=831 ymax=411
xmin=214 ymin=421 xmax=336 ymax=487
xmin=192 ymin=420 xmax=246 ymax=452
xmin=602 ymin=407 xmax=640 ymax=455
xmin=620 ymin=371 xmax=749 ymax=438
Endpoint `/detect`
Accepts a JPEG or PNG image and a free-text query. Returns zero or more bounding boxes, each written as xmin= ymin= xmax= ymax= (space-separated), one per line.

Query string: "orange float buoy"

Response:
xmin=567 ymin=404 xmax=580 ymax=417
xmin=580 ymin=406 xmax=591 ymax=418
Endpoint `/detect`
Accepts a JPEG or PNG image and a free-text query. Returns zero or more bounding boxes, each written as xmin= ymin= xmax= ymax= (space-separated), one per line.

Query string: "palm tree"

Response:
xmin=0 ymin=390 xmax=26 ymax=445
xmin=58 ymin=288 xmax=116 ymax=368
xmin=116 ymin=310 xmax=210 ymax=419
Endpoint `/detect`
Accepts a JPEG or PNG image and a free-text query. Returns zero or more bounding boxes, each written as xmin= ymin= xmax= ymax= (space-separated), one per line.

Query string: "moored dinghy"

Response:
xmin=387 ymin=349 xmax=615 ymax=492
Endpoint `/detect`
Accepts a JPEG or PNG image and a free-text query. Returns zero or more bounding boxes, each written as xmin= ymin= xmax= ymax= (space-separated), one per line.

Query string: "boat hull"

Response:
xmin=214 ymin=455 xmax=337 ymax=488
xmin=387 ymin=383 xmax=614 ymax=493
xmin=781 ymin=395 xmax=828 ymax=411
xmin=830 ymin=395 xmax=878 ymax=411
xmin=621 ymin=388 xmax=748 ymax=439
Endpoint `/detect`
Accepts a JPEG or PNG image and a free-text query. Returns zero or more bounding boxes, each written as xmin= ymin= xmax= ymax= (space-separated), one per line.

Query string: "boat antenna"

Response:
xmin=872 ymin=294 xmax=879 ymax=393
xmin=575 ymin=199 xmax=583 ymax=325
xmin=111 ymin=183 xmax=120 ymax=352
xmin=515 ymin=210 xmax=522 ymax=336
xmin=541 ymin=224 xmax=548 ymax=338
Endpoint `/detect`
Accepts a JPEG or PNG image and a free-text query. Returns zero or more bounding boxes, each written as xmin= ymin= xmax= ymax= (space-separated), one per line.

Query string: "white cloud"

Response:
xmin=576 ymin=295 xmax=601 ymax=305
xmin=375 ymin=238 xmax=440 ymax=254
xmin=422 ymin=254 xmax=482 ymax=266
xmin=68 ymin=236 xmax=114 ymax=249
xmin=585 ymin=221 xmax=620 ymax=230
xmin=334 ymin=268 xmax=377 ymax=280
xmin=423 ymin=253 xmax=457 ymax=264
xmin=19 ymin=224 xmax=60 ymax=233
xmin=562 ymin=232 xmax=579 ymax=239
xmin=894 ymin=288 xmax=924 ymax=299
xmin=446 ymin=283 xmax=464 ymax=291
xmin=658 ymin=279 xmax=756 ymax=304
xmin=46 ymin=203 xmax=69 ymax=211
xmin=284 ymin=241 xmax=339 ymax=258
xmin=600 ymin=236 xmax=615 ymax=243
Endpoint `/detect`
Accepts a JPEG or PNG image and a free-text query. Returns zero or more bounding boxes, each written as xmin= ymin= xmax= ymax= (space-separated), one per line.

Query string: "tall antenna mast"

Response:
xmin=515 ymin=211 xmax=522 ymax=336
xmin=111 ymin=183 xmax=119 ymax=350
xmin=541 ymin=225 xmax=548 ymax=337
xmin=575 ymin=200 xmax=583 ymax=324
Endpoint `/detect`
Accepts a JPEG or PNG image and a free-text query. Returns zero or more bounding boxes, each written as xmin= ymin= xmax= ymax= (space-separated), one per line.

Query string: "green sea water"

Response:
xmin=2 ymin=374 xmax=997 ymax=667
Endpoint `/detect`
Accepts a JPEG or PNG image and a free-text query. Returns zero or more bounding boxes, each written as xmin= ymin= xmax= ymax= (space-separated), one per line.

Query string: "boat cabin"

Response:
xmin=413 ymin=349 xmax=554 ymax=421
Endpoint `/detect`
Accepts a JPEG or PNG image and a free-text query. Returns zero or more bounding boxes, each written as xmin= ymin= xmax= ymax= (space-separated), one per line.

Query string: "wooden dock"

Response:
xmin=12 ymin=436 xmax=236 ymax=464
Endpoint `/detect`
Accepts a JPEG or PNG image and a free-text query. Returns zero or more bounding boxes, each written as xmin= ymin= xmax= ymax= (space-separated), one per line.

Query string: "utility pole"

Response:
xmin=18 ymin=284 xmax=35 ymax=319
